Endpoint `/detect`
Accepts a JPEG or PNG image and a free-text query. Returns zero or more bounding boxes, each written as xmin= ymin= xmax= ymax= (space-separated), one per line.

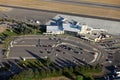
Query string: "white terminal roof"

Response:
xmin=63 ymin=23 xmax=81 ymax=32
xmin=47 ymin=25 xmax=62 ymax=33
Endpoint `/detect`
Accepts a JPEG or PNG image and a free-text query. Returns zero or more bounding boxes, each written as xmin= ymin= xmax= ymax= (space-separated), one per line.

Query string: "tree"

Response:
xmin=95 ymin=64 xmax=102 ymax=71
xmin=58 ymin=68 xmax=63 ymax=75
xmin=75 ymin=66 xmax=80 ymax=72
xmin=69 ymin=66 xmax=73 ymax=73
xmin=10 ymin=75 xmax=19 ymax=80
xmin=40 ymin=69 xmax=46 ymax=78
xmin=85 ymin=73 xmax=94 ymax=80
xmin=63 ymin=67 xmax=69 ymax=73
xmin=46 ymin=69 xmax=51 ymax=77
xmin=46 ymin=57 xmax=51 ymax=67
xmin=26 ymin=68 xmax=34 ymax=78
xmin=85 ymin=65 xmax=91 ymax=72
xmin=52 ymin=68 xmax=57 ymax=76
xmin=80 ymin=65 xmax=85 ymax=72
xmin=34 ymin=69 xmax=40 ymax=79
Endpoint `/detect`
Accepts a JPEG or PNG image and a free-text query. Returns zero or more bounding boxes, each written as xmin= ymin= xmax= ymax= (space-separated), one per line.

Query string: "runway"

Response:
xmin=43 ymin=0 xmax=120 ymax=10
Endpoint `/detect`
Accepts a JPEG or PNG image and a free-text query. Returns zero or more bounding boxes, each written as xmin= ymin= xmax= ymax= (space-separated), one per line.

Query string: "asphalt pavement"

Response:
xmin=8 ymin=35 xmax=100 ymax=65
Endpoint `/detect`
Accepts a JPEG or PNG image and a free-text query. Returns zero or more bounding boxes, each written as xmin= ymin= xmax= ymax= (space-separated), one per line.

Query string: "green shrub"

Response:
xmin=77 ymin=75 xmax=83 ymax=80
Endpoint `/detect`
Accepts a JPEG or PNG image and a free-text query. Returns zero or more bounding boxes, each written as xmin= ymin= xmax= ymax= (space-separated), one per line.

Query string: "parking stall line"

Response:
xmin=13 ymin=45 xmax=36 ymax=47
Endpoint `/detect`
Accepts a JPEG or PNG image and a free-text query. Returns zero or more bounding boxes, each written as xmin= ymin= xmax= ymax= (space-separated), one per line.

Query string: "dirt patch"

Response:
xmin=0 ymin=24 xmax=7 ymax=33
xmin=0 ymin=0 xmax=120 ymax=19
xmin=43 ymin=76 xmax=71 ymax=80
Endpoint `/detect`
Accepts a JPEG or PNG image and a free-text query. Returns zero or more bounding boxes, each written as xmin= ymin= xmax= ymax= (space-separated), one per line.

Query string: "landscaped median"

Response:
xmin=0 ymin=30 xmax=18 ymax=58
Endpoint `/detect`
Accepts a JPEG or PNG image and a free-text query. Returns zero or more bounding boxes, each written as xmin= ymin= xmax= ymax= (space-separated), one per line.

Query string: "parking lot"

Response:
xmin=8 ymin=35 xmax=101 ymax=66
xmin=98 ymin=36 xmax=120 ymax=66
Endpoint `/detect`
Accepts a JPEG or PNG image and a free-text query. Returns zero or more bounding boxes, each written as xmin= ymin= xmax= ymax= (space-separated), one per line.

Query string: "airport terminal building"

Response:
xmin=45 ymin=16 xmax=108 ymax=42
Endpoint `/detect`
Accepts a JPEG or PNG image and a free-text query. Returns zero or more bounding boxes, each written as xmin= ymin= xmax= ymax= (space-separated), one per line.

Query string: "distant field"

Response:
xmin=0 ymin=0 xmax=120 ymax=19
xmin=79 ymin=0 xmax=120 ymax=5
xmin=0 ymin=6 xmax=12 ymax=11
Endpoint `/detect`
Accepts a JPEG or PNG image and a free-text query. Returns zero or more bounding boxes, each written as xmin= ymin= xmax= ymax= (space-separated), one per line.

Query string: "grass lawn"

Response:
xmin=43 ymin=76 xmax=70 ymax=80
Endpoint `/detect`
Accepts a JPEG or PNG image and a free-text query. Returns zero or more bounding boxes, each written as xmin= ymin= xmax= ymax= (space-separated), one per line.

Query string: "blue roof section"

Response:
xmin=70 ymin=24 xmax=79 ymax=28
xmin=57 ymin=22 xmax=63 ymax=30
xmin=51 ymin=16 xmax=64 ymax=23
xmin=69 ymin=20 xmax=81 ymax=29
xmin=70 ymin=20 xmax=77 ymax=25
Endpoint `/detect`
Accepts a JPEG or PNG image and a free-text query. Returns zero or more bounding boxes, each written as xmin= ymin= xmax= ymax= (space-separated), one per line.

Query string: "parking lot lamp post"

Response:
xmin=34 ymin=25 xmax=36 ymax=34
xmin=34 ymin=20 xmax=40 ymax=34
xmin=22 ymin=23 xmax=26 ymax=40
